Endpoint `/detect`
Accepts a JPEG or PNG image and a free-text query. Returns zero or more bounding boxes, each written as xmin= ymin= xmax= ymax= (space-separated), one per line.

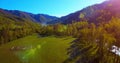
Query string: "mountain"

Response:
xmin=0 ymin=8 xmax=58 ymax=24
xmin=1 ymin=0 xmax=120 ymax=25
xmin=48 ymin=0 xmax=120 ymax=24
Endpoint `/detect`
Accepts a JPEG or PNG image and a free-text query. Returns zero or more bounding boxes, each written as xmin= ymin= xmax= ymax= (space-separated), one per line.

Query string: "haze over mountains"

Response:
xmin=0 ymin=0 xmax=120 ymax=24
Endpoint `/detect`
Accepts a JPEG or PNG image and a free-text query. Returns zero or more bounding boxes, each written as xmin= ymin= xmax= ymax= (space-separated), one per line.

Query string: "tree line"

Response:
xmin=0 ymin=16 xmax=41 ymax=45
xmin=64 ymin=17 xmax=120 ymax=63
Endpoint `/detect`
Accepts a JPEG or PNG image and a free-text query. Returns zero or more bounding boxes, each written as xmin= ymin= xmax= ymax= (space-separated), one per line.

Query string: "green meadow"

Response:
xmin=0 ymin=34 xmax=75 ymax=63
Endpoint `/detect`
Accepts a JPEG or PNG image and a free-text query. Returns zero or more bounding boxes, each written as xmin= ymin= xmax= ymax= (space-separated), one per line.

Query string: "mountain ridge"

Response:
xmin=1 ymin=0 xmax=120 ymax=24
xmin=48 ymin=0 xmax=120 ymax=24
xmin=0 ymin=8 xmax=58 ymax=24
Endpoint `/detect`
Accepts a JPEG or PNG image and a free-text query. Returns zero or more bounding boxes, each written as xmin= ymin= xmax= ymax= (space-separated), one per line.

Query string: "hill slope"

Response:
xmin=48 ymin=0 xmax=120 ymax=24
xmin=0 ymin=8 xmax=58 ymax=24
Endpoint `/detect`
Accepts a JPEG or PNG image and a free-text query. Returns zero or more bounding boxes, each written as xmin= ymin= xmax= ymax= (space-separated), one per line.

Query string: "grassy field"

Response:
xmin=0 ymin=34 xmax=75 ymax=63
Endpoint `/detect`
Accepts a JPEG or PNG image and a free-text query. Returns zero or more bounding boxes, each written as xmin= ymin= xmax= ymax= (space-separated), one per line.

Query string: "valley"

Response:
xmin=1 ymin=0 xmax=120 ymax=63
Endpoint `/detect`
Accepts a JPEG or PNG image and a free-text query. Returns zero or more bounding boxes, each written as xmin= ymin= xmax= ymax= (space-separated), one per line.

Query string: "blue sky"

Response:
xmin=0 ymin=0 xmax=106 ymax=17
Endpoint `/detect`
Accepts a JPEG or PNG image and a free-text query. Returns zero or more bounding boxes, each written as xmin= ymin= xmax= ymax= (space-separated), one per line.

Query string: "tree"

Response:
xmin=65 ymin=23 xmax=118 ymax=63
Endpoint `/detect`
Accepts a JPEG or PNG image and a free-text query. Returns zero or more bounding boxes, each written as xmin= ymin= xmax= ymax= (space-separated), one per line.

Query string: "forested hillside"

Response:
xmin=0 ymin=15 xmax=41 ymax=44
xmin=64 ymin=17 xmax=120 ymax=63
xmin=0 ymin=8 xmax=58 ymax=45
xmin=49 ymin=0 xmax=120 ymax=24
